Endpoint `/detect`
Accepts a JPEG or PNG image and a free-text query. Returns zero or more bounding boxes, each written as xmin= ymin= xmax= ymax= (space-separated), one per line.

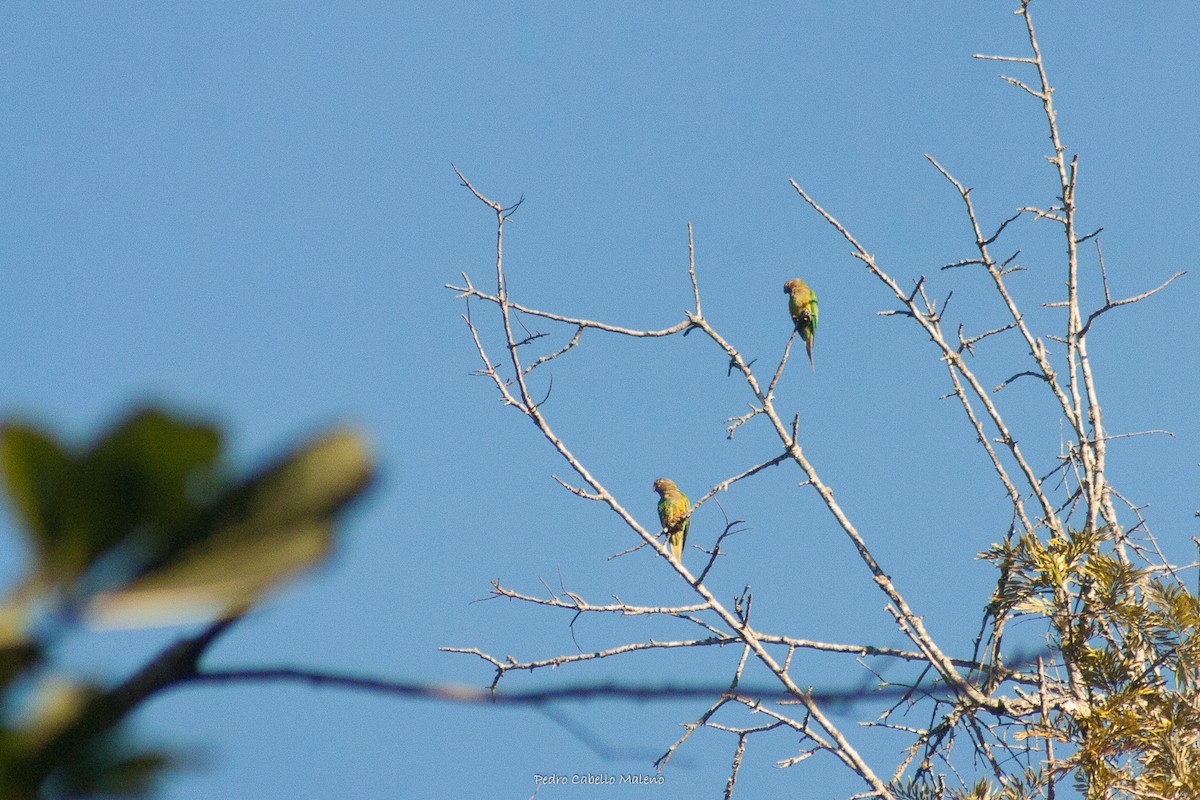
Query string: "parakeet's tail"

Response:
xmin=669 ymin=528 xmax=687 ymax=561
xmin=805 ymin=337 xmax=815 ymax=370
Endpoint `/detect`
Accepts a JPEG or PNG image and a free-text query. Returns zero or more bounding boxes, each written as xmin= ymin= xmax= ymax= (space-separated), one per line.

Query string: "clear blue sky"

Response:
xmin=3 ymin=3 xmax=1198 ymax=797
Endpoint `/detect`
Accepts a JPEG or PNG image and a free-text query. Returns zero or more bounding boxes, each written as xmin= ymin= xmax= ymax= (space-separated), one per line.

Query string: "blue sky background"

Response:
xmin=3 ymin=3 xmax=1198 ymax=797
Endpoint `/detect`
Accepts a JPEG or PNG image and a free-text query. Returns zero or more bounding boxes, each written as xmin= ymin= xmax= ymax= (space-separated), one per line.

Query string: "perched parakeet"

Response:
xmin=652 ymin=478 xmax=690 ymax=562
xmin=784 ymin=278 xmax=818 ymax=370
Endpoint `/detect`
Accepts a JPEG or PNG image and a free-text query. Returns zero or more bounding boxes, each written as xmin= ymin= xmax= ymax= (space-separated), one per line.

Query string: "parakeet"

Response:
xmin=784 ymin=278 xmax=818 ymax=370
xmin=652 ymin=478 xmax=690 ymax=562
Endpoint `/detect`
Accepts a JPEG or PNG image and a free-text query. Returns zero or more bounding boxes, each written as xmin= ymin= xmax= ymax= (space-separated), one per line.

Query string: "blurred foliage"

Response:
xmin=0 ymin=406 xmax=373 ymax=798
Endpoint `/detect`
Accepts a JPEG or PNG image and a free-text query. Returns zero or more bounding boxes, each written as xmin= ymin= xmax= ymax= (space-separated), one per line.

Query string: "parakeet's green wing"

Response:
xmin=803 ymin=291 xmax=818 ymax=368
xmin=658 ymin=490 xmax=690 ymax=561
xmin=678 ymin=511 xmax=690 ymax=554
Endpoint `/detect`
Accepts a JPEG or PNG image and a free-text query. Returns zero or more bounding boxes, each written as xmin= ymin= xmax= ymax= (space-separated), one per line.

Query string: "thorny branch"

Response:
xmin=451 ymin=174 xmax=898 ymax=797
xmin=445 ymin=1 xmax=1190 ymax=797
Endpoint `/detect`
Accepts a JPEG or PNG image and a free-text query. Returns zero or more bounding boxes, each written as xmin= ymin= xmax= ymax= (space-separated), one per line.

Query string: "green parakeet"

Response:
xmin=653 ymin=478 xmax=690 ymax=562
xmin=784 ymin=278 xmax=818 ymax=369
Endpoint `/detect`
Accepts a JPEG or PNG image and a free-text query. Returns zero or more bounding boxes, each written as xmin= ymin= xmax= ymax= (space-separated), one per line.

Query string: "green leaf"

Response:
xmin=210 ymin=425 xmax=375 ymax=528
xmin=71 ymin=408 xmax=222 ymax=573
xmin=89 ymin=520 xmax=335 ymax=626
xmin=0 ymin=424 xmax=72 ymax=564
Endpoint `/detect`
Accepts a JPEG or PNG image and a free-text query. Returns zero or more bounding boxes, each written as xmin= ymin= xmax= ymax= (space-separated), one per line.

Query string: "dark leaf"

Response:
xmin=0 ymin=424 xmax=73 ymax=565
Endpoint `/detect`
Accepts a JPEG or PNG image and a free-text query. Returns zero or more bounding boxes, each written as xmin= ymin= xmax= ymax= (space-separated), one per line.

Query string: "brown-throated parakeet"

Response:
xmin=653 ymin=478 xmax=690 ymax=562
xmin=784 ymin=278 xmax=818 ymax=369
